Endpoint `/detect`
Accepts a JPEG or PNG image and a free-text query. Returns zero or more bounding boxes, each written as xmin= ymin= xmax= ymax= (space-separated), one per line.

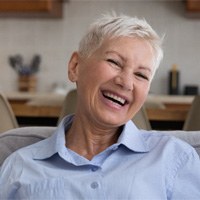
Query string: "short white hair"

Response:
xmin=78 ymin=13 xmax=163 ymax=74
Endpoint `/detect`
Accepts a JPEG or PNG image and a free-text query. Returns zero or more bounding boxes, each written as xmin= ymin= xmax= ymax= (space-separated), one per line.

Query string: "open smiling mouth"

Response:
xmin=102 ymin=91 xmax=128 ymax=106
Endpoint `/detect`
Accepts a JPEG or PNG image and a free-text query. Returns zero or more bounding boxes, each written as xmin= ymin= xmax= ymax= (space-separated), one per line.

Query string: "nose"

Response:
xmin=114 ymin=71 xmax=134 ymax=91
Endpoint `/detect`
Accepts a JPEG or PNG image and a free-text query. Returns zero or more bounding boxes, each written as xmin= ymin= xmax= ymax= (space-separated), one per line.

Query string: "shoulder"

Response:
xmin=140 ymin=130 xmax=200 ymax=179
xmin=1 ymin=137 xmax=47 ymax=169
xmin=140 ymin=129 xmax=197 ymax=158
xmin=124 ymin=120 xmax=197 ymax=157
xmin=0 ymin=135 xmax=55 ymax=189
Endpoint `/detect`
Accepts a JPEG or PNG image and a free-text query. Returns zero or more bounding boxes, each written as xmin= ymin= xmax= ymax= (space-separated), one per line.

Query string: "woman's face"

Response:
xmin=68 ymin=37 xmax=155 ymax=128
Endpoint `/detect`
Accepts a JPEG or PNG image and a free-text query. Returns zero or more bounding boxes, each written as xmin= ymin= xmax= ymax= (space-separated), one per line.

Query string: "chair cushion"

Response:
xmin=0 ymin=126 xmax=56 ymax=166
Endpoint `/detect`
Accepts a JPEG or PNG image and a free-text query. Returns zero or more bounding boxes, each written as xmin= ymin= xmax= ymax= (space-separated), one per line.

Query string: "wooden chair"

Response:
xmin=58 ymin=89 xmax=151 ymax=130
xmin=183 ymin=95 xmax=200 ymax=131
xmin=132 ymin=106 xmax=151 ymax=130
xmin=0 ymin=93 xmax=18 ymax=133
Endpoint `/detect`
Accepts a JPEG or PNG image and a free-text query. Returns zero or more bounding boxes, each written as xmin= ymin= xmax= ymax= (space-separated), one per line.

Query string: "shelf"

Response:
xmin=0 ymin=0 xmax=63 ymax=18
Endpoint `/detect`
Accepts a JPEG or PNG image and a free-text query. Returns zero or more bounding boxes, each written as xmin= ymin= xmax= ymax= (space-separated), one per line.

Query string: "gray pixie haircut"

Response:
xmin=78 ymin=13 xmax=163 ymax=73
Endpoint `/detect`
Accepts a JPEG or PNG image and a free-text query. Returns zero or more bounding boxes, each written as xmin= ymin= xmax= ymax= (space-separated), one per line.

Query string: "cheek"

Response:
xmin=76 ymin=64 xmax=106 ymax=95
xmin=83 ymin=63 xmax=114 ymax=85
xmin=135 ymin=83 xmax=150 ymax=104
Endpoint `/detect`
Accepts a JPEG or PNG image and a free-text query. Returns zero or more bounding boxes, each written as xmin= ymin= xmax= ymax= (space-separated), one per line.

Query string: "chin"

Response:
xmin=97 ymin=115 xmax=127 ymax=127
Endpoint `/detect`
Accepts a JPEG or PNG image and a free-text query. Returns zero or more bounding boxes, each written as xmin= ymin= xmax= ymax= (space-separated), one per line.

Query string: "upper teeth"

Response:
xmin=104 ymin=92 xmax=126 ymax=105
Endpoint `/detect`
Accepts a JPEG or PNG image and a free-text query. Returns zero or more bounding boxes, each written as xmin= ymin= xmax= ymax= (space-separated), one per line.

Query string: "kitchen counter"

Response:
xmin=5 ymin=92 xmax=194 ymax=127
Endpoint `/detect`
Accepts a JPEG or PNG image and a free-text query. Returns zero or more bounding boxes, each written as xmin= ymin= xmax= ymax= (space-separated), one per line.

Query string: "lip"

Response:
xmin=100 ymin=89 xmax=130 ymax=110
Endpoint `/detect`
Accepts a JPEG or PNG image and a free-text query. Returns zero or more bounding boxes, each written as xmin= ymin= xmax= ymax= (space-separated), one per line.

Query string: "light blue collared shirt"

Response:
xmin=1 ymin=115 xmax=200 ymax=200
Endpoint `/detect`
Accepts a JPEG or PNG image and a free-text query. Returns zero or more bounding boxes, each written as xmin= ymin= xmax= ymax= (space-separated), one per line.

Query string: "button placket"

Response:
xmin=89 ymin=166 xmax=101 ymax=191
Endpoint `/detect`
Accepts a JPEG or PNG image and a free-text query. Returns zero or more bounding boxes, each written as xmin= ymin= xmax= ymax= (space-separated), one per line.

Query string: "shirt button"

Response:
xmin=91 ymin=182 xmax=99 ymax=189
xmin=91 ymin=166 xmax=98 ymax=172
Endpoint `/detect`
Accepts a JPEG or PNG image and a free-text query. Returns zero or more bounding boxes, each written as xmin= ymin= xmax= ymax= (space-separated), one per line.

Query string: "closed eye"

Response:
xmin=107 ymin=59 xmax=120 ymax=67
xmin=135 ymin=72 xmax=149 ymax=81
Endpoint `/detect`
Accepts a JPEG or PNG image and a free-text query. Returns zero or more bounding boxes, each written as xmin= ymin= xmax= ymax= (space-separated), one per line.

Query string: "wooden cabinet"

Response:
xmin=0 ymin=0 xmax=63 ymax=18
xmin=186 ymin=0 xmax=200 ymax=12
xmin=186 ymin=0 xmax=200 ymax=17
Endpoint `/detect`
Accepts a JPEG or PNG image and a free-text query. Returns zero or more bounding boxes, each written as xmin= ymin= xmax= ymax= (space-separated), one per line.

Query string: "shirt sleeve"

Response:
xmin=171 ymin=148 xmax=200 ymax=199
xmin=0 ymin=153 xmax=23 ymax=199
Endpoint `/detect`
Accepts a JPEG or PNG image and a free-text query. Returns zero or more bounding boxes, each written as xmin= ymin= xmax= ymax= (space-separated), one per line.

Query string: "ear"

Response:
xmin=68 ymin=52 xmax=79 ymax=82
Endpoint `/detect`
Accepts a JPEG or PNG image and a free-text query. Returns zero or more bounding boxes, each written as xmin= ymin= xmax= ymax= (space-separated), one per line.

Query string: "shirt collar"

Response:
xmin=33 ymin=115 xmax=150 ymax=160
xmin=117 ymin=120 xmax=150 ymax=153
xmin=33 ymin=115 xmax=73 ymax=160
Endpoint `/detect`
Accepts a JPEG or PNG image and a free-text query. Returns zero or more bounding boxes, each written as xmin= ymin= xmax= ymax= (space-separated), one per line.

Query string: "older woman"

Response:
xmin=1 ymin=13 xmax=200 ymax=199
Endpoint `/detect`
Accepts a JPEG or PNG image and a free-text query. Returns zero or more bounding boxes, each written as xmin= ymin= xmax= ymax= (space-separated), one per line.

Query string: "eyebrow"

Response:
xmin=138 ymin=66 xmax=152 ymax=73
xmin=105 ymin=50 xmax=126 ymax=62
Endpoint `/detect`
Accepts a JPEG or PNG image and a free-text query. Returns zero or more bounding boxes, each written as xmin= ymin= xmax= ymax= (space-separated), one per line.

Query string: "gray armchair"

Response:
xmin=0 ymin=126 xmax=55 ymax=166
xmin=1 ymin=126 xmax=200 ymax=166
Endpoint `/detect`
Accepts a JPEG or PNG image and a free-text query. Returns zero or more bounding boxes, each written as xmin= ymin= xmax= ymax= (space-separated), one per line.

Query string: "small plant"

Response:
xmin=8 ymin=54 xmax=41 ymax=76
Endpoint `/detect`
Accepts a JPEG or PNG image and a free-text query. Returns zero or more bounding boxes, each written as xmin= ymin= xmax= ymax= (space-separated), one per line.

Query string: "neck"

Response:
xmin=65 ymin=114 xmax=122 ymax=160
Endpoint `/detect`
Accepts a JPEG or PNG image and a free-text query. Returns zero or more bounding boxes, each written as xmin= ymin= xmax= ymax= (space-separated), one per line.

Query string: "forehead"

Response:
xmin=97 ymin=36 xmax=153 ymax=54
xmin=96 ymin=37 xmax=155 ymax=63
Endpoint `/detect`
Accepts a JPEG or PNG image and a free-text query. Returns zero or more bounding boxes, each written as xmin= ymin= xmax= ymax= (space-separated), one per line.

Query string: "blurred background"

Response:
xmin=0 ymin=0 xmax=200 ymax=95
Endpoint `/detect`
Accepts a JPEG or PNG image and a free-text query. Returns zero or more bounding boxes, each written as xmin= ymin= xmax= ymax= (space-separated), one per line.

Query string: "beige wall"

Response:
xmin=0 ymin=1 xmax=200 ymax=95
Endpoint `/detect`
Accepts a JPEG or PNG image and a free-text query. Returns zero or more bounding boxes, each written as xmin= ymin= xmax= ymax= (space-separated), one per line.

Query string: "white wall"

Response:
xmin=0 ymin=1 xmax=200 ymax=95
